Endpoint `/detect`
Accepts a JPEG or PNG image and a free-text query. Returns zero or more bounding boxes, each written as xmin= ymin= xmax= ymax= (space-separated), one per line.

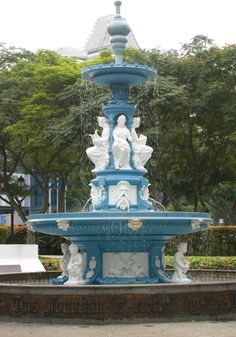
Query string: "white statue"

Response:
xmin=57 ymin=242 xmax=70 ymax=280
xmin=86 ymin=116 xmax=110 ymax=172
xmin=112 ymin=115 xmax=132 ymax=169
xmin=90 ymin=183 xmax=104 ymax=207
xmin=172 ymin=242 xmax=191 ymax=283
xmin=64 ymin=243 xmax=84 ymax=285
xmin=116 ymin=181 xmax=130 ymax=210
xmin=131 ymin=117 xmax=153 ymax=171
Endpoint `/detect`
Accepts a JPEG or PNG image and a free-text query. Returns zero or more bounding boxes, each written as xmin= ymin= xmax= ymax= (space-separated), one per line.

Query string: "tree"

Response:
xmin=2 ymin=48 xmax=110 ymax=214
xmin=181 ymin=35 xmax=215 ymax=56
xmin=130 ymin=43 xmax=236 ymax=222
xmin=0 ymin=44 xmax=34 ymax=221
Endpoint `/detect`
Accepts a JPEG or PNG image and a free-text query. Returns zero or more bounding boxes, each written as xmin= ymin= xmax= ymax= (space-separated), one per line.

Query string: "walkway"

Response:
xmin=0 ymin=321 xmax=235 ymax=337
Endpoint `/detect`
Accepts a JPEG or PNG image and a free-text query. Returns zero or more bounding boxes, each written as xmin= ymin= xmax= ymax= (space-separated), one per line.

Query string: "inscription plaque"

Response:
xmin=0 ymin=283 xmax=235 ymax=322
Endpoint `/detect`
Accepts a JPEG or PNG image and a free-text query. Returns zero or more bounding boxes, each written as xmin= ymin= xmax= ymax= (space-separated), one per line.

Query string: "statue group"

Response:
xmin=86 ymin=114 xmax=153 ymax=172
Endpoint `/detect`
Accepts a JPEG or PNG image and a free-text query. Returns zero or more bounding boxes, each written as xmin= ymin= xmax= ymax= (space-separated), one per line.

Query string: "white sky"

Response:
xmin=1 ymin=0 xmax=236 ymax=52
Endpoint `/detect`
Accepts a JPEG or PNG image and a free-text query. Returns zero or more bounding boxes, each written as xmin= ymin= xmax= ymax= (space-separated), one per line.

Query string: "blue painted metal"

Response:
xmin=29 ymin=2 xmax=213 ymax=285
xmin=49 ymin=275 xmax=68 ymax=285
xmin=28 ymin=211 xmax=212 ymax=284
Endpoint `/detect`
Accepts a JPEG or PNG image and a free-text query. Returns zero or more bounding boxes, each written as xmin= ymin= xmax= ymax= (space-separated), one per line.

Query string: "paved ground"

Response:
xmin=0 ymin=321 xmax=235 ymax=337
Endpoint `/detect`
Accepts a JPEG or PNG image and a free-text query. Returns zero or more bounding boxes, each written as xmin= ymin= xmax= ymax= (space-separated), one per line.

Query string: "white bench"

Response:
xmin=0 ymin=244 xmax=45 ymax=273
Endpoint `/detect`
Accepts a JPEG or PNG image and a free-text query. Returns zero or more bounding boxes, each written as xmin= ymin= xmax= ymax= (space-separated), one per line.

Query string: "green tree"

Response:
xmin=130 ymin=43 xmax=236 ymax=222
xmin=0 ymin=44 xmax=34 ymax=221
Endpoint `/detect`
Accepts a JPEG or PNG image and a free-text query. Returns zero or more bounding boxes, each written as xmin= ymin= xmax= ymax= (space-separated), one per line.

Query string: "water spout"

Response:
xmin=82 ymin=198 xmax=93 ymax=212
xmin=148 ymin=197 xmax=167 ymax=213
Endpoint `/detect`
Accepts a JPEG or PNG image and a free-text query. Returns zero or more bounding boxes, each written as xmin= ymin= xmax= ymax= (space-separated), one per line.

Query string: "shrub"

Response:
xmin=35 ymin=233 xmax=65 ymax=255
xmin=0 ymin=225 xmax=66 ymax=255
xmin=39 ymin=256 xmax=236 ymax=272
xmin=165 ymin=256 xmax=236 ymax=270
xmin=40 ymin=257 xmax=61 ymax=271
xmin=165 ymin=229 xmax=236 ymax=256
xmin=0 ymin=226 xmax=10 ymax=244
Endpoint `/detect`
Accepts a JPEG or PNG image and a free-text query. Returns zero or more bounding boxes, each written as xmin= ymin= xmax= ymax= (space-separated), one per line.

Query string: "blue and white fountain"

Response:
xmin=27 ymin=1 xmax=212 ymax=285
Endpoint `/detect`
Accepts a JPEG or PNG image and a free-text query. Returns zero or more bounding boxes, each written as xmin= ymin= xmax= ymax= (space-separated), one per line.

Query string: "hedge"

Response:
xmin=0 ymin=226 xmax=65 ymax=255
xmin=165 ymin=229 xmax=236 ymax=256
xmin=165 ymin=256 xmax=236 ymax=270
xmin=39 ymin=256 xmax=236 ymax=271
xmin=1 ymin=225 xmax=236 ymax=256
xmin=40 ymin=256 xmax=61 ymax=271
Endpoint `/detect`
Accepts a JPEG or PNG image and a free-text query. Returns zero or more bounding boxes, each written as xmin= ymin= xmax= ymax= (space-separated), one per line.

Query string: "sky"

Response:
xmin=1 ymin=0 xmax=236 ymax=52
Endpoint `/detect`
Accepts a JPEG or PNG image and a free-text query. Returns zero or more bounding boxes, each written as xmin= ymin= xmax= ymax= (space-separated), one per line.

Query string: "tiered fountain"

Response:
xmin=27 ymin=1 xmax=212 ymax=285
xmin=1 ymin=2 xmax=236 ymax=324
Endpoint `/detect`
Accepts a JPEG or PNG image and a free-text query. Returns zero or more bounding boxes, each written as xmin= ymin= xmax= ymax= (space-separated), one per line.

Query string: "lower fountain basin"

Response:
xmin=28 ymin=211 xmax=212 ymax=284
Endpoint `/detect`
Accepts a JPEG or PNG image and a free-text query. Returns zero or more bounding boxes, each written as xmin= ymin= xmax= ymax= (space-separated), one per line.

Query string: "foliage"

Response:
xmin=181 ymin=35 xmax=215 ymax=56
xmin=35 ymin=232 xmax=66 ymax=255
xmin=0 ymin=225 xmax=26 ymax=244
xmin=165 ymin=229 xmax=236 ymax=256
xmin=1 ymin=225 xmax=235 ymax=257
xmin=165 ymin=256 xmax=236 ymax=270
xmin=39 ymin=255 xmax=236 ymax=272
xmin=0 ymin=39 xmax=235 ymax=226
xmin=0 ymin=225 xmax=65 ymax=254
xmin=129 ymin=42 xmax=236 ymax=221
xmin=39 ymin=256 xmax=61 ymax=271
xmin=0 ymin=47 xmax=110 ymax=217
xmin=0 ymin=225 xmax=10 ymax=243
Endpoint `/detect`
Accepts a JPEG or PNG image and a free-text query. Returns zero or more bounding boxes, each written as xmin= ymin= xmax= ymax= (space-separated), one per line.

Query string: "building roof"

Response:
xmin=84 ymin=15 xmax=140 ymax=56
xmin=56 ymin=15 xmax=140 ymax=59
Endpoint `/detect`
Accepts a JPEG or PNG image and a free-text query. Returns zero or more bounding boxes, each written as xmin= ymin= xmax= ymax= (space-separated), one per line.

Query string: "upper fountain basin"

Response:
xmin=82 ymin=62 xmax=157 ymax=87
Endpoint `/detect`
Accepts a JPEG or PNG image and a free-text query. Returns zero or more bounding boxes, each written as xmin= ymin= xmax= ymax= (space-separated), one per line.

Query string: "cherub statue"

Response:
xmin=172 ymin=242 xmax=191 ymax=283
xmin=57 ymin=242 xmax=70 ymax=280
xmin=64 ymin=243 xmax=84 ymax=285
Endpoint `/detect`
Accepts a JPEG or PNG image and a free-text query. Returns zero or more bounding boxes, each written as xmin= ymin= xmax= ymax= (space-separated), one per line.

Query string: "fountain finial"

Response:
xmin=115 ymin=1 xmax=121 ymax=17
xmin=107 ymin=1 xmax=130 ymax=64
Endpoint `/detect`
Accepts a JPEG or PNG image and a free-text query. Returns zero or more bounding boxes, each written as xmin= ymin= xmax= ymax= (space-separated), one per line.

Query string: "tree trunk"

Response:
xmin=58 ymin=177 xmax=67 ymax=212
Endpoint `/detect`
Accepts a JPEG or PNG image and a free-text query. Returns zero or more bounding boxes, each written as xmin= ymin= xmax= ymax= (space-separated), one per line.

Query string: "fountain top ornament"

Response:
xmin=28 ymin=1 xmax=213 ymax=285
xmin=82 ymin=2 xmax=156 ymax=87
xmin=107 ymin=0 xmax=131 ymax=64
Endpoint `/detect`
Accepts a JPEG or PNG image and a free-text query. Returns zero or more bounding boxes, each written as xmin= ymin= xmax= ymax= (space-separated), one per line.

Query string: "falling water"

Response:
xmin=148 ymin=197 xmax=167 ymax=213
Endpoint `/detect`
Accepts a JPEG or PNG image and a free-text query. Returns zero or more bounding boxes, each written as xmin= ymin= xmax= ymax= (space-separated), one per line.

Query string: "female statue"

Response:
xmin=86 ymin=116 xmax=110 ymax=172
xmin=131 ymin=117 xmax=153 ymax=171
xmin=112 ymin=115 xmax=132 ymax=169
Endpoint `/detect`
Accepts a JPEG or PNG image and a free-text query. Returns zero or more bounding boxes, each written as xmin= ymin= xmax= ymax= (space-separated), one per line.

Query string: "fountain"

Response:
xmin=1 ymin=2 xmax=235 ymax=324
xmin=26 ymin=1 xmax=213 ymax=286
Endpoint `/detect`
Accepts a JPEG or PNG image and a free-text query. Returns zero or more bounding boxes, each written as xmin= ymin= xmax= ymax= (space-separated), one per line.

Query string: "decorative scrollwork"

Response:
xmin=56 ymin=220 xmax=70 ymax=231
xmin=86 ymin=256 xmax=97 ymax=279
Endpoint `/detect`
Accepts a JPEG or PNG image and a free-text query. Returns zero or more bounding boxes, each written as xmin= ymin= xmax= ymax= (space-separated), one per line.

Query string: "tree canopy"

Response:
xmin=0 ymin=39 xmax=235 ymax=225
